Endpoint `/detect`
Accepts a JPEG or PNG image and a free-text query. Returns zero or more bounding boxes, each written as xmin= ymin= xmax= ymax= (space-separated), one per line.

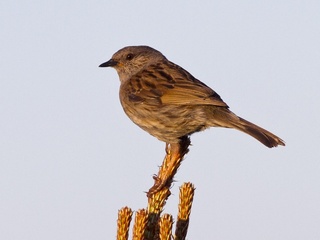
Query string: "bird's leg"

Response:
xmin=165 ymin=142 xmax=169 ymax=155
xmin=147 ymin=136 xmax=190 ymax=197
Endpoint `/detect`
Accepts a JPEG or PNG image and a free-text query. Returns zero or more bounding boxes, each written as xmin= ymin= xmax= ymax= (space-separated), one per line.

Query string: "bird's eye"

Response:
xmin=126 ymin=53 xmax=134 ymax=60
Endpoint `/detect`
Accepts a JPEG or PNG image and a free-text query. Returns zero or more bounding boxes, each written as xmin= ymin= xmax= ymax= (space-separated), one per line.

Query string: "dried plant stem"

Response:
xmin=132 ymin=209 xmax=148 ymax=240
xmin=117 ymin=207 xmax=133 ymax=240
xmin=148 ymin=136 xmax=191 ymax=196
xmin=174 ymin=183 xmax=195 ymax=240
xmin=144 ymin=136 xmax=191 ymax=240
xmin=115 ymin=182 xmax=195 ymax=240
xmin=159 ymin=214 xmax=174 ymax=240
xmin=115 ymin=137 xmax=194 ymax=240
xmin=144 ymin=187 xmax=170 ymax=240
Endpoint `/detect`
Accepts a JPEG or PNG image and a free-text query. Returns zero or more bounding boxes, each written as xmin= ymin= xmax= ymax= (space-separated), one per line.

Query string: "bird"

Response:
xmin=99 ymin=45 xmax=285 ymax=149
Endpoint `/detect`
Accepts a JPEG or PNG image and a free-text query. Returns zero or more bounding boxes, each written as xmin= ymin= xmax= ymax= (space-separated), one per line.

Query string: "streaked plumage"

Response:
xmin=100 ymin=46 xmax=285 ymax=148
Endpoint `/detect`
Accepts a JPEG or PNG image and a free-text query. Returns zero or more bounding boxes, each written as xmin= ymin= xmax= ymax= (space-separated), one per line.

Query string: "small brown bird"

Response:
xmin=99 ymin=46 xmax=285 ymax=148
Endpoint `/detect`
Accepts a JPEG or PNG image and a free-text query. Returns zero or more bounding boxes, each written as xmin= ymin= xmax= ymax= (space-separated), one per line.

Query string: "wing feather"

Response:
xmin=127 ymin=61 xmax=229 ymax=107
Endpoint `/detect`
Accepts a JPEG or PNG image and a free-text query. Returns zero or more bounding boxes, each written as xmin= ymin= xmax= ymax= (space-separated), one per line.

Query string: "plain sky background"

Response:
xmin=1 ymin=1 xmax=319 ymax=239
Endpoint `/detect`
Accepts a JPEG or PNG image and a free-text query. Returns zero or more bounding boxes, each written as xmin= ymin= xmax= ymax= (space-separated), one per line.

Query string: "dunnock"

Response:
xmin=99 ymin=46 xmax=285 ymax=148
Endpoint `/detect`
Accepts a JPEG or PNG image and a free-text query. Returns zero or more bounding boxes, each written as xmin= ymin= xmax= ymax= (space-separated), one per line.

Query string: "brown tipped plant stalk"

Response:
xmin=145 ymin=136 xmax=191 ymax=239
xmin=148 ymin=136 xmax=191 ymax=196
xmin=117 ymin=207 xmax=133 ymax=240
xmin=159 ymin=214 xmax=174 ymax=240
xmin=115 ymin=138 xmax=194 ymax=239
xmin=132 ymin=209 xmax=148 ymax=240
xmin=114 ymin=182 xmax=195 ymax=239
xmin=175 ymin=183 xmax=195 ymax=240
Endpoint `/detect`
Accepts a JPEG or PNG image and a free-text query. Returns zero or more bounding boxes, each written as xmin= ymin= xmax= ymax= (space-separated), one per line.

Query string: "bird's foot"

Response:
xmin=147 ymin=175 xmax=168 ymax=197
xmin=147 ymin=137 xmax=190 ymax=197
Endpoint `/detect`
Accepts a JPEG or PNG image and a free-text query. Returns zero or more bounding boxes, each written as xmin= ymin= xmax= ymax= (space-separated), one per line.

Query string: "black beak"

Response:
xmin=99 ymin=59 xmax=118 ymax=67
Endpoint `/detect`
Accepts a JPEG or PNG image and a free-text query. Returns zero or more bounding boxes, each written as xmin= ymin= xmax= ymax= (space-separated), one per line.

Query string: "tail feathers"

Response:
xmin=236 ymin=117 xmax=285 ymax=148
xmin=211 ymin=109 xmax=285 ymax=148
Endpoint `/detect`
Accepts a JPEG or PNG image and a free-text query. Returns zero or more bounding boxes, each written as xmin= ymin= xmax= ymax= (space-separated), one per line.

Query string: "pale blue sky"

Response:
xmin=1 ymin=1 xmax=319 ymax=239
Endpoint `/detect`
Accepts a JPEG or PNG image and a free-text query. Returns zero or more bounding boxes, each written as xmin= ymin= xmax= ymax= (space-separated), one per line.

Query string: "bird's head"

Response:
xmin=99 ymin=46 xmax=165 ymax=82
